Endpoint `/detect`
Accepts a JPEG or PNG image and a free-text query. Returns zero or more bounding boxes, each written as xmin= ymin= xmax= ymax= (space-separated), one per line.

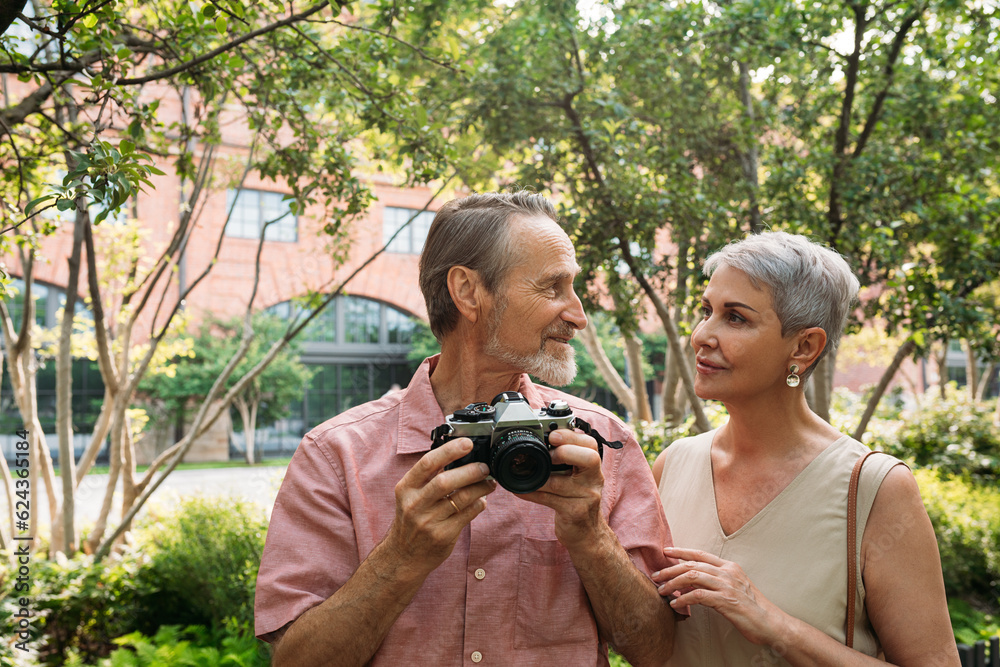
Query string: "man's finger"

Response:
xmin=548 ymin=442 xmax=602 ymax=470
xmin=548 ymin=428 xmax=598 ymax=451
xmin=404 ymin=437 xmax=474 ymax=486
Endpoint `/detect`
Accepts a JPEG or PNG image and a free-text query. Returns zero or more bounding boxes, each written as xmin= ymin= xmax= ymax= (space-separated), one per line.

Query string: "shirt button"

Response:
xmin=474 ymin=568 xmax=486 ymax=580
xmin=471 ymin=651 xmax=483 ymax=663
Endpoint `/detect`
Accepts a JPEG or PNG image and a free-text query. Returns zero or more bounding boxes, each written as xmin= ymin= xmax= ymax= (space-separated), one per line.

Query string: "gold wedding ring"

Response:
xmin=445 ymin=494 xmax=460 ymax=514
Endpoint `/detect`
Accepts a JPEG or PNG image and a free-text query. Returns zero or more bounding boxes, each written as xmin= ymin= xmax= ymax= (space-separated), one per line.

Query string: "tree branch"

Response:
xmin=114 ymin=0 xmax=340 ymax=86
xmin=852 ymin=9 xmax=922 ymax=158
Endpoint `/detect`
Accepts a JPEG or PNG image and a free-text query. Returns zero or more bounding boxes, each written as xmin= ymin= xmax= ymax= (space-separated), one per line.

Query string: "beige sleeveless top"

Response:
xmin=658 ymin=430 xmax=903 ymax=666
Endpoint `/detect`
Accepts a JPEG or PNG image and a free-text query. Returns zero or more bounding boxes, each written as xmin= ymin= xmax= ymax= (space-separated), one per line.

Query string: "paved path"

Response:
xmin=38 ymin=465 xmax=287 ymax=530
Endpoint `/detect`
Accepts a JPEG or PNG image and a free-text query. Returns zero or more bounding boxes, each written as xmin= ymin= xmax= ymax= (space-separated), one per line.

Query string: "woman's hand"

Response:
xmin=653 ymin=546 xmax=787 ymax=647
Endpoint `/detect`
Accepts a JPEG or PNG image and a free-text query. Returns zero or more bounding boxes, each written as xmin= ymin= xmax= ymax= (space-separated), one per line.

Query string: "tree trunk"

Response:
xmin=737 ymin=60 xmax=762 ymax=234
xmin=234 ymin=395 xmax=257 ymax=465
xmin=965 ymin=341 xmax=979 ymax=401
xmin=977 ymin=362 xmax=996 ymax=402
xmin=661 ymin=344 xmax=682 ymax=426
xmin=85 ymin=400 xmax=127 ymax=554
xmin=53 ymin=203 xmax=87 ymax=555
xmin=661 ymin=306 xmax=693 ymax=427
xmin=118 ymin=412 xmax=138 ymax=541
xmin=247 ymin=400 xmax=258 ymax=465
xmin=935 ymin=339 xmax=949 ymax=399
xmin=853 ymin=338 xmax=917 ymax=441
xmin=577 ymin=320 xmax=636 ymax=417
xmin=618 ymin=248 xmax=710 ymax=433
xmin=22 ymin=352 xmax=58 ymax=553
xmin=75 ymin=390 xmax=112 ymax=482
xmin=624 ymin=333 xmax=653 ymax=422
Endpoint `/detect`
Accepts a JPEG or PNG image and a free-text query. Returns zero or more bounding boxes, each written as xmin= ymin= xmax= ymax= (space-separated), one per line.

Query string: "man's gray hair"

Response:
xmin=703 ymin=231 xmax=860 ymax=380
xmin=418 ymin=191 xmax=558 ymax=341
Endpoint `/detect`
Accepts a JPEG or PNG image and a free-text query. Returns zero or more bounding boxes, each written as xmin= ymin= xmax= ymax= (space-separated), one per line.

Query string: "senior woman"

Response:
xmin=652 ymin=232 xmax=958 ymax=666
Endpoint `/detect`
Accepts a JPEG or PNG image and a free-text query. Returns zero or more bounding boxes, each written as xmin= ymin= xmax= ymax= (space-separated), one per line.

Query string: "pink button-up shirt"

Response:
xmin=255 ymin=355 xmax=675 ymax=666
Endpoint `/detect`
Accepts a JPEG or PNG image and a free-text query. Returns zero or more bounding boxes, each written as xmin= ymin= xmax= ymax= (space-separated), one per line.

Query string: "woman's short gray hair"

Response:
xmin=418 ymin=191 xmax=558 ymax=341
xmin=703 ymin=231 xmax=860 ymax=380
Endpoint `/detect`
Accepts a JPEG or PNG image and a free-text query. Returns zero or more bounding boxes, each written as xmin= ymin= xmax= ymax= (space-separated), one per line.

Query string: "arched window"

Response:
xmin=254 ymin=295 xmax=421 ymax=456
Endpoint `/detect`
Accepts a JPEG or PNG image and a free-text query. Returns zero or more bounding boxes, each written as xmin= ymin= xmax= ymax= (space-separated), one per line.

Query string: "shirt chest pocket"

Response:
xmin=514 ymin=537 xmax=599 ymax=650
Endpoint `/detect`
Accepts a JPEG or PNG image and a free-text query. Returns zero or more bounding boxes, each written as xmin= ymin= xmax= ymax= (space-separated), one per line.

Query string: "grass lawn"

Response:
xmin=55 ymin=457 xmax=293 ymax=476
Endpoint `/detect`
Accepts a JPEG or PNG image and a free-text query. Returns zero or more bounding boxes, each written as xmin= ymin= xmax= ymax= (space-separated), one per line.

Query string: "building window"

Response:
xmin=270 ymin=295 xmax=418 ymax=346
xmin=258 ymin=294 xmax=422 ymax=456
xmin=383 ymin=206 xmax=434 ymax=254
xmin=343 ymin=297 xmax=381 ymax=344
xmin=386 ymin=306 xmax=416 ymax=344
xmin=225 ymin=189 xmax=297 ymax=242
xmin=1 ymin=278 xmax=91 ymax=335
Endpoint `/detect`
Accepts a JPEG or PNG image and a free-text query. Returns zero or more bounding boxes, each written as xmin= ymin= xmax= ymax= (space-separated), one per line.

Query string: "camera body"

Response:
xmin=430 ymin=391 xmax=576 ymax=494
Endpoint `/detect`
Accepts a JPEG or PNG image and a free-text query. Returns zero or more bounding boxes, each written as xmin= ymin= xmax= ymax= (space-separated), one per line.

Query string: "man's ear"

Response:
xmin=447 ymin=265 xmax=485 ymax=325
xmin=790 ymin=326 xmax=828 ymax=374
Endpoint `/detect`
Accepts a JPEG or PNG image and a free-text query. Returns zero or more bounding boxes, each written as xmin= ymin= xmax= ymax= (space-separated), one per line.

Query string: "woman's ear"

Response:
xmin=447 ymin=265 xmax=483 ymax=325
xmin=791 ymin=326 xmax=828 ymax=374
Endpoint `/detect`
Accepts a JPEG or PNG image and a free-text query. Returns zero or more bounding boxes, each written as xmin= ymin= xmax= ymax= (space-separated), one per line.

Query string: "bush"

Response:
xmin=133 ymin=497 xmax=268 ymax=633
xmin=914 ymin=468 xmax=1000 ymax=612
xmin=6 ymin=549 xmax=147 ymax=665
xmin=71 ymin=622 xmax=270 ymax=667
xmin=632 ymin=402 xmax=730 ymax=463
xmin=949 ymin=598 xmax=1000 ymax=647
xmin=870 ymin=388 xmax=1000 ymax=483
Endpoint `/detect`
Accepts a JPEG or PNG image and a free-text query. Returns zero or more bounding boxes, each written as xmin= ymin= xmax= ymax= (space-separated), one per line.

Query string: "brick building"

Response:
xmin=1 ymin=71 xmax=447 ymax=461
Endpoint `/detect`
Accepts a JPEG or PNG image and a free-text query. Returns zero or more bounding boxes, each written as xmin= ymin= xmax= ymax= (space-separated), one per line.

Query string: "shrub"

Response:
xmin=632 ymin=402 xmax=729 ymax=463
xmin=870 ymin=388 xmax=1000 ymax=483
xmin=949 ymin=599 xmax=1000 ymax=646
xmin=0 ymin=547 xmax=147 ymax=665
xmin=914 ymin=468 xmax=1000 ymax=612
xmin=133 ymin=497 xmax=268 ymax=633
xmin=70 ymin=621 xmax=270 ymax=667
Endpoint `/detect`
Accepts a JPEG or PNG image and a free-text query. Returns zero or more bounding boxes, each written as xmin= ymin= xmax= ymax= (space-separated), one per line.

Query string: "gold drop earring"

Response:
xmin=786 ymin=364 xmax=800 ymax=388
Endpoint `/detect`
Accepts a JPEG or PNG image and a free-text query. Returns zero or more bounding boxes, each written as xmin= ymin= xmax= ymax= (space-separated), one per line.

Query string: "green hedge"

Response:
xmin=133 ymin=497 xmax=267 ymax=633
xmin=0 ymin=496 xmax=269 ymax=665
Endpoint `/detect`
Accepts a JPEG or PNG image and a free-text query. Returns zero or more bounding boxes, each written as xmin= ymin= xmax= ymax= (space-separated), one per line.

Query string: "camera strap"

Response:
xmin=430 ymin=425 xmax=451 ymax=450
xmin=574 ymin=418 xmax=624 ymax=459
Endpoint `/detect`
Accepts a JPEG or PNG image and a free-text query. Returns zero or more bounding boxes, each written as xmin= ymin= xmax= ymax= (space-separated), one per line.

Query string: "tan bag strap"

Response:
xmin=847 ymin=450 xmax=880 ymax=649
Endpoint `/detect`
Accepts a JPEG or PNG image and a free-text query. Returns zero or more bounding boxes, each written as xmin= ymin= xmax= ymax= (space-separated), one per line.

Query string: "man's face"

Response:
xmin=483 ymin=215 xmax=588 ymax=386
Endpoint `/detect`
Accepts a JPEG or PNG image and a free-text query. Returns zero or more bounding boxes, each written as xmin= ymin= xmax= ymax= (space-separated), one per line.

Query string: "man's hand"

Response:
xmin=382 ymin=437 xmax=497 ymax=578
xmin=518 ymin=429 xmax=605 ymax=548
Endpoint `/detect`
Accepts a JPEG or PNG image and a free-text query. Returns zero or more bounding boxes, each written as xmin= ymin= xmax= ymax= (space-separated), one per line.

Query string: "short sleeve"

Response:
xmin=606 ymin=432 xmax=675 ymax=580
xmin=254 ymin=433 xmax=360 ymax=641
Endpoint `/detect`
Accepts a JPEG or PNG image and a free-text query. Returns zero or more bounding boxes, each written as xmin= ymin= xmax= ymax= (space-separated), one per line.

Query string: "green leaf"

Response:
xmin=25 ymin=195 xmax=56 ymax=215
xmin=216 ymin=16 xmax=228 ymax=34
xmin=81 ymin=12 xmax=98 ymax=28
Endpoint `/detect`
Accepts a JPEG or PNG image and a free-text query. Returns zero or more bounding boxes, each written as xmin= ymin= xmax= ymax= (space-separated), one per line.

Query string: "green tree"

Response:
xmin=0 ymin=0 xmax=467 ymax=559
xmin=421 ymin=0 xmax=999 ymax=435
xmin=139 ymin=314 xmax=314 ymax=465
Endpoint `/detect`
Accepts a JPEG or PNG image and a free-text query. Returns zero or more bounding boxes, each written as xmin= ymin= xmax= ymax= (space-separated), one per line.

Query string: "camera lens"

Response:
xmin=490 ymin=429 xmax=551 ymax=494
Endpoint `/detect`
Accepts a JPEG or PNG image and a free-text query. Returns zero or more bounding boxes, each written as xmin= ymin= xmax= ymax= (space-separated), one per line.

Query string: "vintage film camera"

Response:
xmin=430 ymin=391 xmax=623 ymax=494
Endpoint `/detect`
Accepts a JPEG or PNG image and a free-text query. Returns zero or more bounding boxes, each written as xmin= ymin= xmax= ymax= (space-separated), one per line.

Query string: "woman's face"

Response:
xmin=690 ymin=264 xmax=795 ymax=403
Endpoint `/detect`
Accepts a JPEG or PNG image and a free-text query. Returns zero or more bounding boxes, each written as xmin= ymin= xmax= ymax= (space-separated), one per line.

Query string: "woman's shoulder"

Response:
xmin=652 ymin=429 xmax=716 ymax=484
xmin=668 ymin=428 xmax=717 ymax=453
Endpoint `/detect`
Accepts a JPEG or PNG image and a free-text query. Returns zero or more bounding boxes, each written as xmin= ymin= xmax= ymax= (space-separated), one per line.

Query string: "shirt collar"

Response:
xmin=396 ymin=354 xmax=545 ymax=455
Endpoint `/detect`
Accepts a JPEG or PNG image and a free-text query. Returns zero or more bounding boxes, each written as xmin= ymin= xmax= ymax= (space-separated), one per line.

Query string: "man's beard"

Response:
xmin=484 ymin=297 xmax=578 ymax=386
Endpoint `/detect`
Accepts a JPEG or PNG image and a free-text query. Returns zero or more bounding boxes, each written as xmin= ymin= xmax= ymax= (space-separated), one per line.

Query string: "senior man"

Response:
xmin=255 ymin=191 xmax=679 ymax=666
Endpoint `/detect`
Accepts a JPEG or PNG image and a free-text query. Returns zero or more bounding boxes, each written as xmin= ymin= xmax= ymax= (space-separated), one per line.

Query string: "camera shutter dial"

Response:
xmin=452 ymin=403 xmax=496 ymax=422
xmin=545 ymin=399 xmax=572 ymax=417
